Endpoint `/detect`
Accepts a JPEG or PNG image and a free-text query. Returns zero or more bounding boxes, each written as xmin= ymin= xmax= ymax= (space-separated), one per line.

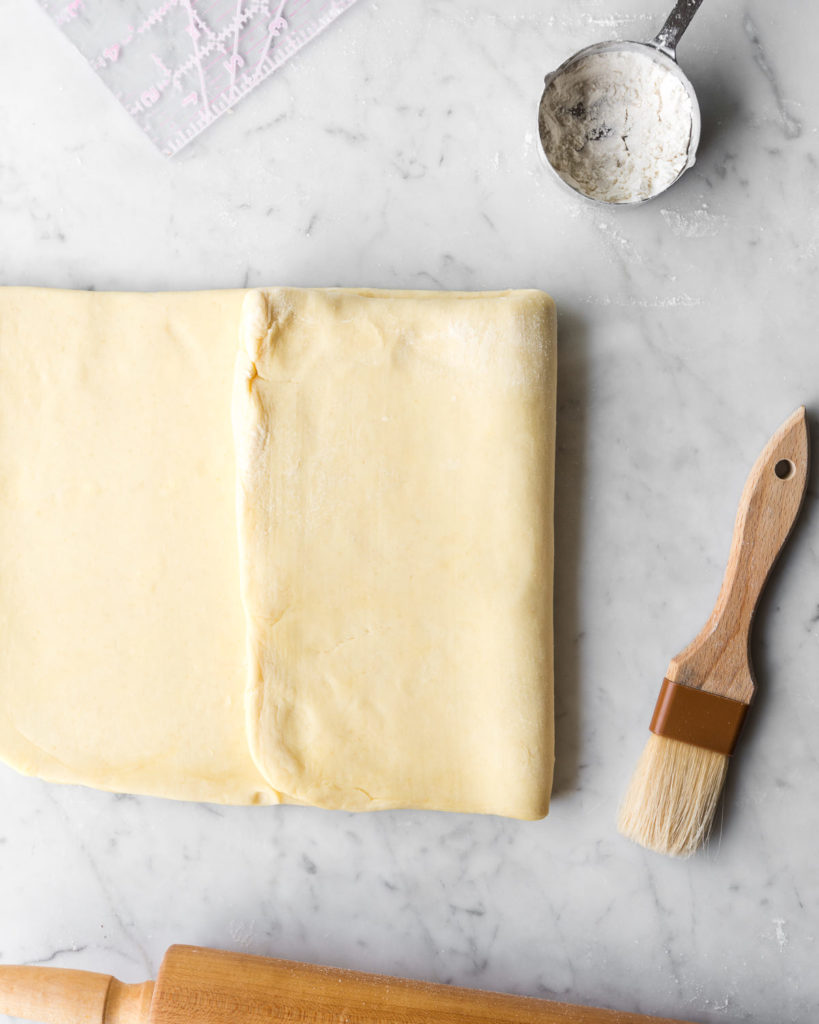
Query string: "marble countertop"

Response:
xmin=1 ymin=0 xmax=817 ymax=1021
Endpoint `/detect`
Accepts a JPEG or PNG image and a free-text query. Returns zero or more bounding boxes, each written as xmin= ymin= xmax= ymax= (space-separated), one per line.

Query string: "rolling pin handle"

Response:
xmin=0 ymin=966 xmax=154 ymax=1024
xmin=104 ymin=979 xmax=156 ymax=1024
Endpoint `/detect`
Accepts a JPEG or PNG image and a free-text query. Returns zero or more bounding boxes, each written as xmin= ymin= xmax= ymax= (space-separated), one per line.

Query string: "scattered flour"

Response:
xmin=661 ymin=207 xmax=727 ymax=237
xmin=773 ymin=917 xmax=789 ymax=952
xmin=539 ymin=48 xmax=694 ymax=203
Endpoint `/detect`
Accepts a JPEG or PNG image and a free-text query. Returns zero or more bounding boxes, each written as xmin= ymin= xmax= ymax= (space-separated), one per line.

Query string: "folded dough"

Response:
xmin=234 ymin=288 xmax=556 ymax=819
xmin=0 ymin=288 xmax=275 ymax=804
xmin=0 ymin=286 xmax=556 ymax=818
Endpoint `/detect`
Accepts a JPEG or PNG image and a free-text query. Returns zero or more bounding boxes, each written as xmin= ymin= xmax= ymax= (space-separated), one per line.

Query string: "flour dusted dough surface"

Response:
xmin=0 ymin=288 xmax=274 ymax=804
xmin=234 ymin=288 xmax=557 ymax=819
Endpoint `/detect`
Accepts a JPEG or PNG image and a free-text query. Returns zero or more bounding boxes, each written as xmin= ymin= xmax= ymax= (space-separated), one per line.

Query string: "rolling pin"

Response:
xmin=0 ymin=944 xmax=697 ymax=1024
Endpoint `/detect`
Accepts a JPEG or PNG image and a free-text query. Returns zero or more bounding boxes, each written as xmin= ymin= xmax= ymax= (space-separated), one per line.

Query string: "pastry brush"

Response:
xmin=618 ymin=406 xmax=809 ymax=857
xmin=0 ymin=943 xmax=697 ymax=1024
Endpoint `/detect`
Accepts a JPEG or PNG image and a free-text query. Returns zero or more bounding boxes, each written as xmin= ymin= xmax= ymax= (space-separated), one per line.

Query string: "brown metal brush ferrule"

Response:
xmin=649 ymin=678 xmax=749 ymax=756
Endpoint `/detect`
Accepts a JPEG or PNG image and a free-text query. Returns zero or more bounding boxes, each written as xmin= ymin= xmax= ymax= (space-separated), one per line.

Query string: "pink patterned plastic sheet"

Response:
xmin=37 ymin=0 xmax=359 ymax=156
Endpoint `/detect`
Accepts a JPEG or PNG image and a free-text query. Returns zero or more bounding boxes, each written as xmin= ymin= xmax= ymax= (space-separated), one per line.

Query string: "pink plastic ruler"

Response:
xmin=36 ymin=0 xmax=359 ymax=156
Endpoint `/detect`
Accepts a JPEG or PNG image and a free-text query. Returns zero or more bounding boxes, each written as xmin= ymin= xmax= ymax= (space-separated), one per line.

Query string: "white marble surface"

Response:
xmin=1 ymin=0 xmax=818 ymax=1021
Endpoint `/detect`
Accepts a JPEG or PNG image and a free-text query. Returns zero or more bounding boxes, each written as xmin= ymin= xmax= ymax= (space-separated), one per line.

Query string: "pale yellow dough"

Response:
xmin=0 ymin=288 xmax=275 ymax=804
xmin=0 ymin=286 xmax=556 ymax=818
xmin=234 ymin=288 xmax=556 ymax=819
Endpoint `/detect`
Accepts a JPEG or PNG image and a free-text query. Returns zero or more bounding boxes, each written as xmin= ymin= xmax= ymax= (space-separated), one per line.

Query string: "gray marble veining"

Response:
xmin=0 ymin=1 xmax=817 ymax=1022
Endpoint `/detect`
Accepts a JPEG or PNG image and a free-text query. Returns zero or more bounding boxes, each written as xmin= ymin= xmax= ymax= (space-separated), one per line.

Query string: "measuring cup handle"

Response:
xmin=651 ymin=0 xmax=706 ymax=57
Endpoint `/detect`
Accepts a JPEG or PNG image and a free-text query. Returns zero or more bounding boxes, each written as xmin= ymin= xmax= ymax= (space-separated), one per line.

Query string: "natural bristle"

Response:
xmin=617 ymin=734 xmax=729 ymax=857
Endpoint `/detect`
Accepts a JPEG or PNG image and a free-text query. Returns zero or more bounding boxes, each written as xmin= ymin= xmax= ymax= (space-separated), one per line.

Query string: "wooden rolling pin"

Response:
xmin=0 ymin=945 xmax=696 ymax=1024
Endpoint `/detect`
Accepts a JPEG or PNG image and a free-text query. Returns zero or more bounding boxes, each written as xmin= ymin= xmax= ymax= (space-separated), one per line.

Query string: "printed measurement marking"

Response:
xmin=38 ymin=0 xmax=359 ymax=155
xmin=228 ymin=0 xmax=244 ymax=94
xmin=252 ymin=0 xmax=288 ymax=79
xmin=182 ymin=0 xmax=211 ymax=119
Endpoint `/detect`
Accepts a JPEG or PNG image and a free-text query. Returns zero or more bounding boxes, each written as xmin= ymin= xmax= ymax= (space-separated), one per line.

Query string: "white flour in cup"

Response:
xmin=539 ymin=48 xmax=694 ymax=203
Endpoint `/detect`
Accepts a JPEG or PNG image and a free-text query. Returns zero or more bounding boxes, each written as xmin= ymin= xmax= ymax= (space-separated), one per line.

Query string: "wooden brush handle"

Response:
xmin=668 ymin=406 xmax=809 ymax=703
xmin=1 ymin=945 xmax=697 ymax=1024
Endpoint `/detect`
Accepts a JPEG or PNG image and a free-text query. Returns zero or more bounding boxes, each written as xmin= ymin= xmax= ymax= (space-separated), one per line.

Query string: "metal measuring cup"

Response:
xmin=538 ymin=0 xmax=705 ymax=204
